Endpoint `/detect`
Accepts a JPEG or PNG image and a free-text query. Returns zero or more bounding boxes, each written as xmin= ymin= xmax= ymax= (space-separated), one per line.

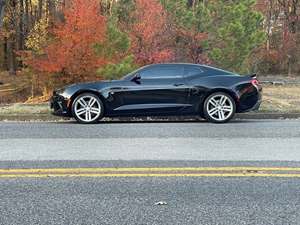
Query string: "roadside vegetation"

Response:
xmin=0 ymin=0 xmax=299 ymax=107
xmin=261 ymin=85 xmax=300 ymax=113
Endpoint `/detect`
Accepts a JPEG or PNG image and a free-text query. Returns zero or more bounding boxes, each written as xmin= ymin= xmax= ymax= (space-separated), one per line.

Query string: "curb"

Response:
xmin=235 ymin=113 xmax=300 ymax=120
xmin=0 ymin=113 xmax=300 ymax=122
xmin=0 ymin=114 xmax=64 ymax=122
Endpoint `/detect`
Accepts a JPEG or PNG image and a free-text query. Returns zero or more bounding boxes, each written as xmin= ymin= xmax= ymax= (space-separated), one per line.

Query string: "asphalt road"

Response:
xmin=1 ymin=177 xmax=300 ymax=225
xmin=0 ymin=119 xmax=300 ymax=161
xmin=1 ymin=119 xmax=300 ymax=225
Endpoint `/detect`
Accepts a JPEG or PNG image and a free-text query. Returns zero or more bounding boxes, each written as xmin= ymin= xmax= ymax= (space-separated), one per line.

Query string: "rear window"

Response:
xmin=200 ymin=65 xmax=236 ymax=75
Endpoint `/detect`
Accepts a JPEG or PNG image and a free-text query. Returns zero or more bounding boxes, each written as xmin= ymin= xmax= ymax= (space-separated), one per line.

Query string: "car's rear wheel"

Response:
xmin=203 ymin=92 xmax=236 ymax=123
xmin=72 ymin=93 xmax=104 ymax=124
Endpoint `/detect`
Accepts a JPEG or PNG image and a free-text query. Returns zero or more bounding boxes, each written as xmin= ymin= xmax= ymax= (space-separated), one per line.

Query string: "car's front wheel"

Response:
xmin=72 ymin=93 xmax=104 ymax=124
xmin=203 ymin=92 xmax=236 ymax=123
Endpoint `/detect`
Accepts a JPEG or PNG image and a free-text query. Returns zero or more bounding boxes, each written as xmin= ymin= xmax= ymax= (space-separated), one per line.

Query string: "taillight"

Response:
xmin=251 ymin=79 xmax=259 ymax=87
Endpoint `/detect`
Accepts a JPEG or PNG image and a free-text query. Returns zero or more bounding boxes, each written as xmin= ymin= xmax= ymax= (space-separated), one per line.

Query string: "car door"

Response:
xmin=109 ymin=65 xmax=192 ymax=116
xmin=183 ymin=65 xmax=208 ymax=114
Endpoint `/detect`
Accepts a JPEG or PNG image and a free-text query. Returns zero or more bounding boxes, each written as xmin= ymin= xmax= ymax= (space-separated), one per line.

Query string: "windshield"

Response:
xmin=121 ymin=68 xmax=141 ymax=80
xmin=121 ymin=65 xmax=151 ymax=80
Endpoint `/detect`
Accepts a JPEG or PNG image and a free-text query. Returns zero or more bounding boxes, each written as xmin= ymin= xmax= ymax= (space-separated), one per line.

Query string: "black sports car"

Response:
xmin=50 ymin=63 xmax=262 ymax=123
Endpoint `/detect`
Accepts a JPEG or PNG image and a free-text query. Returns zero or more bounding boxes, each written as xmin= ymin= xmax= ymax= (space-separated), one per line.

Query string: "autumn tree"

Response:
xmin=277 ymin=0 xmax=300 ymax=75
xmin=1 ymin=0 xmax=61 ymax=75
xmin=130 ymin=0 xmax=174 ymax=65
xmin=25 ymin=0 xmax=108 ymax=81
xmin=254 ymin=0 xmax=300 ymax=75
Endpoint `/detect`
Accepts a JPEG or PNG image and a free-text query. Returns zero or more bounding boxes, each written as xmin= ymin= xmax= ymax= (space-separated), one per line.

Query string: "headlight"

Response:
xmin=53 ymin=88 xmax=71 ymax=100
xmin=55 ymin=88 xmax=65 ymax=95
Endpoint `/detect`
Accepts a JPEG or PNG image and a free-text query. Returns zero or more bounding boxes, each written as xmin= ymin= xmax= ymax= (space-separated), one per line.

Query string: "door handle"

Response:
xmin=174 ymin=83 xmax=184 ymax=87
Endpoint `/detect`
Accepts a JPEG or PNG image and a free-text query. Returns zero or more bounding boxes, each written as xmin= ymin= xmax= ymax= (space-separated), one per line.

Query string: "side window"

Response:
xmin=184 ymin=66 xmax=203 ymax=77
xmin=140 ymin=65 xmax=183 ymax=79
xmin=139 ymin=67 xmax=155 ymax=78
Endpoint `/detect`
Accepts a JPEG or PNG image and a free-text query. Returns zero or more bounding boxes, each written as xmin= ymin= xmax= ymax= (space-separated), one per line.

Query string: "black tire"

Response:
xmin=203 ymin=92 xmax=236 ymax=123
xmin=72 ymin=93 xmax=104 ymax=124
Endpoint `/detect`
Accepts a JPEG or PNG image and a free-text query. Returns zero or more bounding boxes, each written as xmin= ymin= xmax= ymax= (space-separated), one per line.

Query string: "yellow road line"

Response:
xmin=1 ymin=167 xmax=300 ymax=178
xmin=1 ymin=167 xmax=300 ymax=173
xmin=1 ymin=173 xmax=300 ymax=178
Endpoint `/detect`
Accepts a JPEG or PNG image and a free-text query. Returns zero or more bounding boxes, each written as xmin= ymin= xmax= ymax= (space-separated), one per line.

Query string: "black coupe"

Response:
xmin=50 ymin=63 xmax=262 ymax=123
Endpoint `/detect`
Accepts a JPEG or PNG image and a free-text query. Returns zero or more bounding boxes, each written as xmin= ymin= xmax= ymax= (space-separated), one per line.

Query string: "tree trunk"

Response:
xmin=7 ymin=39 xmax=16 ymax=75
xmin=287 ymin=55 xmax=292 ymax=76
xmin=38 ymin=0 xmax=43 ymax=20
xmin=25 ymin=0 xmax=30 ymax=34
xmin=19 ymin=0 xmax=25 ymax=50
xmin=3 ymin=37 xmax=8 ymax=70
xmin=6 ymin=0 xmax=17 ymax=75
xmin=47 ymin=0 xmax=55 ymax=23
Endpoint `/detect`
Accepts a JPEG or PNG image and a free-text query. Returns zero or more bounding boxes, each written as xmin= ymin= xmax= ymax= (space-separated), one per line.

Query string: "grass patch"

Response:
xmin=261 ymin=85 xmax=300 ymax=113
xmin=0 ymin=103 xmax=50 ymax=115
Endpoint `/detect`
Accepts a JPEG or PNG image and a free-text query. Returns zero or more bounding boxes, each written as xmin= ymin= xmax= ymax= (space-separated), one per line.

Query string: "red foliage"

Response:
xmin=177 ymin=28 xmax=209 ymax=64
xmin=255 ymin=0 xmax=269 ymax=13
xmin=130 ymin=0 xmax=174 ymax=65
xmin=27 ymin=0 xmax=107 ymax=78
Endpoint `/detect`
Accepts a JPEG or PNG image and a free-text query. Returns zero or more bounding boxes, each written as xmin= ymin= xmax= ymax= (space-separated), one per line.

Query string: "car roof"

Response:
xmin=148 ymin=63 xmax=235 ymax=75
xmin=149 ymin=63 xmax=201 ymax=67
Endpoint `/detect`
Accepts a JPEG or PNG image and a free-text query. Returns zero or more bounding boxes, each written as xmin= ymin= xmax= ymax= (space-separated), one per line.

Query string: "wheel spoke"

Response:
xmin=85 ymin=111 xmax=92 ymax=121
xmin=219 ymin=96 xmax=224 ymax=105
xmin=223 ymin=108 xmax=232 ymax=112
xmin=78 ymin=99 xmax=87 ymax=107
xmin=208 ymin=107 xmax=218 ymax=116
xmin=220 ymin=110 xmax=225 ymax=120
xmin=88 ymin=98 xmax=96 ymax=107
xmin=76 ymin=108 xmax=86 ymax=116
xmin=90 ymin=107 xmax=100 ymax=114
xmin=217 ymin=111 xmax=221 ymax=119
xmin=220 ymin=96 xmax=227 ymax=106
xmin=223 ymin=105 xmax=232 ymax=112
xmin=209 ymin=99 xmax=218 ymax=107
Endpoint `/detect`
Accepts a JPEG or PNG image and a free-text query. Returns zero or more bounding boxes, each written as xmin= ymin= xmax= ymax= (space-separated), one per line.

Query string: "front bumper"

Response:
xmin=50 ymin=94 xmax=72 ymax=117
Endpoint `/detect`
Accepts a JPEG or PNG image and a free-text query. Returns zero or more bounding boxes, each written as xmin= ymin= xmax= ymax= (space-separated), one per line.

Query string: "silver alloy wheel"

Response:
xmin=206 ymin=94 xmax=234 ymax=122
xmin=74 ymin=95 xmax=102 ymax=122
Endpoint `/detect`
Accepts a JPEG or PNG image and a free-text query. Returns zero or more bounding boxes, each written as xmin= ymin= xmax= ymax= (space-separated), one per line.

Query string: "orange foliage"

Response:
xmin=26 ymin=0 xmax=107 ymax=78
xmin=176 ymin=28 xmax=209 ymax=64
xmin=130 ymin=0 xmax=174 ymax=65
xmin=255 ymin=0 xmax=269 ymax=13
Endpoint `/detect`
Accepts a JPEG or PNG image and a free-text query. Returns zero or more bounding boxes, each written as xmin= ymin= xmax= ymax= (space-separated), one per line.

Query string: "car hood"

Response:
xmin=66 ymin=80 xmax=111 ymax=88
xmin=60 ymin=80 xmax=122 ymax=98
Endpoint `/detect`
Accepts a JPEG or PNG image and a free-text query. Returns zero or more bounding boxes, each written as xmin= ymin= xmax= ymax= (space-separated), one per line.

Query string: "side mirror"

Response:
xmin=131 ymin=73 xmax=141 ymax=84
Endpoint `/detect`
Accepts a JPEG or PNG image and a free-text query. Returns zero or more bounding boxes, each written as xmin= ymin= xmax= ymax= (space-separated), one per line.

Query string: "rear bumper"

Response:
xmin=244 ymin=97 xmax=262 ymax=112
xmin=50 ymin=94 xmax=72 ymax=117
xmin=237 ymin=85 xmax=262 ymax=113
